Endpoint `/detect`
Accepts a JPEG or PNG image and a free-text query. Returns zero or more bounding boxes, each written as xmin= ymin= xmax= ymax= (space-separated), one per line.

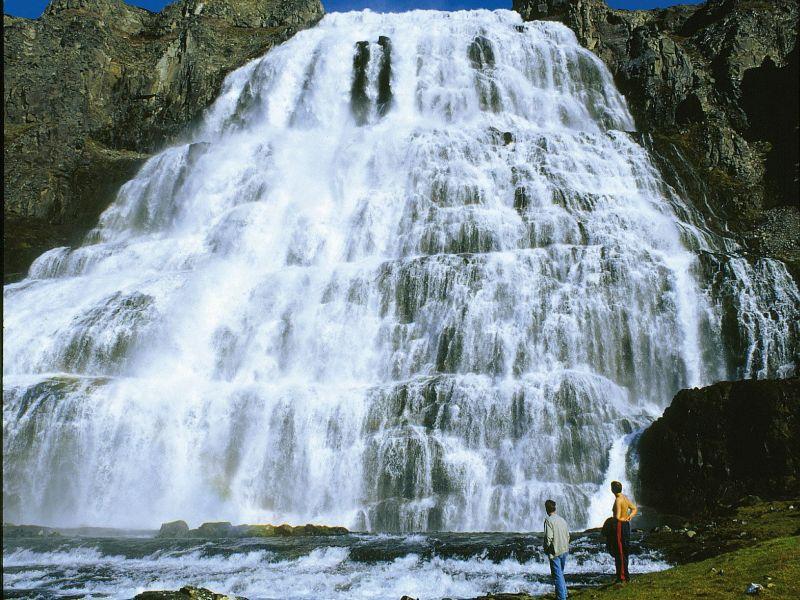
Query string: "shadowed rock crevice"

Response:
xmin=351 ymin=40 xmax=371 ymax=125
xmin=740 ymin=43 xmax=800 ymax=208
xmin=350 ymin=35 xmax=395 ymax=125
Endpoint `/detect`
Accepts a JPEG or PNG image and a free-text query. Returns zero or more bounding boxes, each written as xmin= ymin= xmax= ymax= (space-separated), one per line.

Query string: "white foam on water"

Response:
xmin=1 ymin=543 xmax=670 ymax=600
xmin=3 ymin=9 xmax=798 ymax=531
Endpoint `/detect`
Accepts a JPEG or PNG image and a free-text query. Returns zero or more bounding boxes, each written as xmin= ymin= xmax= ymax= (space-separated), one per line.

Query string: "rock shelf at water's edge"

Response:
xmin=1 ymin=521 xmax=349 ymax=539
xmin=157 ymin=520 xmax=349 ymax=538
xmin=134 ymin=586 xmax=241 ymax=600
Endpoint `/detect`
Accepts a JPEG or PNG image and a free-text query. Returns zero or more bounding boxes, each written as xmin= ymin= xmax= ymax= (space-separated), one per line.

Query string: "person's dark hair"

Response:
xmin=545 ymin=499 xmax=556 ymax=514
xmin=611 ymin=480 xmax=623 ymax=494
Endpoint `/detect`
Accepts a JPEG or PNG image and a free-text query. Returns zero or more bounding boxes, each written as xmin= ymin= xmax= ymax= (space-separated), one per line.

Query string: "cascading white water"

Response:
xmin=3 ymin=9 xmax=798 ymax=532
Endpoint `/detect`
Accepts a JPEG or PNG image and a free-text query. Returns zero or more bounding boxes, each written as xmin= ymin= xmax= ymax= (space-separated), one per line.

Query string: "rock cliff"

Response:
xmin=514 ymin=0 xmax=799 ymax=276
xmin=3 ymin=0 xmax=323 ymax=281
xmin=6 ymin=1 xmax=798 ymax=282
xmin=637 ymin=377 xmax=800 ymax=515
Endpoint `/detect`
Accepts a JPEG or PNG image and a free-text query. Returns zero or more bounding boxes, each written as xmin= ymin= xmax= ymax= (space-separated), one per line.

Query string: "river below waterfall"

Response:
xmin=3 ymin=531 xmax=668 ymax=599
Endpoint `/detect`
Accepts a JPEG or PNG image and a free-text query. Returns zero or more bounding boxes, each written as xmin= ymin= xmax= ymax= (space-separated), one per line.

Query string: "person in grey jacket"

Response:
xmin=543 ymin=499 xmax=570 ymax=600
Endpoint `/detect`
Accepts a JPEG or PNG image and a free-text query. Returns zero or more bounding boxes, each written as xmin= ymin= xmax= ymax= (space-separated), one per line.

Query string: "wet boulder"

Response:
xmin=241 ymin=524 xmax=277 ymax=537
xmin=134 ymin=585 xmax=242 ymax=600
xmin=156 ymin=520 xmax=189 ymax=538
xmin=257 ymin=523 xmax=349 ymax=536
xmin=193 ymin=522 xmax=236 ymax=538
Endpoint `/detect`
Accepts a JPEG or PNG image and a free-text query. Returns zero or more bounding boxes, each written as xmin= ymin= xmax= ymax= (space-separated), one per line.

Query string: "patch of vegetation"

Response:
xmin=482 ymin=536 xmax=799 ymax=600
xmin=567 ymin=536 xmax=799 ymax=600
xmin=646 ymin=500 xmax=800 ymax=564
xmin=481 ymin=501 xmax=800 ymax=600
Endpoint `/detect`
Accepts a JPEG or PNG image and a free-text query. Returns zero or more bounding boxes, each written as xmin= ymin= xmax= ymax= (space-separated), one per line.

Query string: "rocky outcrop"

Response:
xmin=3 ymin=0 xmax=324 ymax=281
xmin=2 ymin=523 xmax=61 ymax=538
xmin=513 ymin=0 xmax=799 ymax=273
xmin=156 ymin=520 xmax=349 ymax=538
xmin=637 ymin=378 xmax=800 ymax=515
xmin=157 ymin=519 xmax=190 ymax=537
xmin=134 ymin=586 xmax=241 ymax=600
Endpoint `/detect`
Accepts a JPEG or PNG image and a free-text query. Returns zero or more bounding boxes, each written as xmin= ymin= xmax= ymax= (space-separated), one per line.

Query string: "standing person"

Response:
xmin=543 ymin=499 xmax=570 ymax=600
xmin=610 ymin=480 xmax=637 ymax=583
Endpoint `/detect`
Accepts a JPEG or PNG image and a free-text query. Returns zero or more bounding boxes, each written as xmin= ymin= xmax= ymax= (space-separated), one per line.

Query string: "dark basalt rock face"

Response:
xmin=513 ymin=0 xmax=799 ymax=276
xmin=637 ymin=378 xmax=800 ymax=515
xmin=3 ymin=0 xmax=324 ymax=282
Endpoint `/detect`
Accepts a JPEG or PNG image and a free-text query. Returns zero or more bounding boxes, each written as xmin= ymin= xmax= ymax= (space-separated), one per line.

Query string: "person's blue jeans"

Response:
xmin=549 ymin=551 xmax=568 ymax=599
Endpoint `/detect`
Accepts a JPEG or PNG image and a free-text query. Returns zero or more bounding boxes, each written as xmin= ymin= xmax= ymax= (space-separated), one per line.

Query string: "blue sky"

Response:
xmin=5 ymin=1 xmax=696 ymax=19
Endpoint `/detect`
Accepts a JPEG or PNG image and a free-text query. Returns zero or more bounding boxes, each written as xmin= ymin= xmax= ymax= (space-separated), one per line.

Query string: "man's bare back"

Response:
xmin=613 ymin=493 xmax=638 ymax=522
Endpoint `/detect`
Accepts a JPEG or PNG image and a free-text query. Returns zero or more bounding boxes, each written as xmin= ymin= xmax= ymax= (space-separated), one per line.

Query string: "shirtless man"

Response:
xmin=611 ymin=480 xmax=637 ymax=582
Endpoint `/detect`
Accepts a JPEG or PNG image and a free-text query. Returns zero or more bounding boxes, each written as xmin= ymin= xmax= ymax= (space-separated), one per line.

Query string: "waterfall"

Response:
xmin=3 ymin=9 xmax=798 ymax=532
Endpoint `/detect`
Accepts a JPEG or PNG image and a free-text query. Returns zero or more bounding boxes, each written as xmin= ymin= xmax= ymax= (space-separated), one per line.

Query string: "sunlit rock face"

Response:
xmin=3 ymin=9 xmax=798 ymax=532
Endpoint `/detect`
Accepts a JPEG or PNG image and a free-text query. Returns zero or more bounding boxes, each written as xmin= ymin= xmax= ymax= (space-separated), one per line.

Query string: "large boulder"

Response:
xmin=157 ymin=520 xmax=190 ymax=537
xmin=513 ymin=0 xmax=799 ymax=274
xmin=637 ymin=378 xmax=800 ymax=515
xmin=3 ymin=0 xmax=324 ymax=281
xmin=134 ymin=585 xmax=241 ymax=600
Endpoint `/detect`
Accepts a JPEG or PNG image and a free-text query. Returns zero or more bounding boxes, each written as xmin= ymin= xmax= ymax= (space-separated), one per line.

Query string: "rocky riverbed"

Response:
xmin=112 ymin=500 xmax=798 ymax=600
xmin=2 ymin=526 xmax=669 ymax=599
